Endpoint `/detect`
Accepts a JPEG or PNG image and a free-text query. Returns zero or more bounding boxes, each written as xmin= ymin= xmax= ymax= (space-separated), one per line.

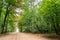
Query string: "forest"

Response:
xmin=0 ymin=0 xmax=60 ymax=36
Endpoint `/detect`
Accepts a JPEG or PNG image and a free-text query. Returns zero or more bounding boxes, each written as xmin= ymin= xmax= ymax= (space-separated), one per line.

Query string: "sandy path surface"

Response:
xmin=0 ymin=32 xmax=60 ymax=40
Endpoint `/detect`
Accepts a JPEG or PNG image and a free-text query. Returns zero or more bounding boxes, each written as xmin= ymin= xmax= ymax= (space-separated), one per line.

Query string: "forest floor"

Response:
xmin=0 ymin=32 xmax=60 ymax=40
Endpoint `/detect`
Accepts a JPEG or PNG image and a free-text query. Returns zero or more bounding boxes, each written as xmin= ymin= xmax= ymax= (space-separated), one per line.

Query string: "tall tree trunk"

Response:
xmin=52 ymin=14 xmax=60 ymax=35
xmin=1 ymin=4 xmax=10 ymax=34
xmin=53 ymin=4 xmax=60 ymax=35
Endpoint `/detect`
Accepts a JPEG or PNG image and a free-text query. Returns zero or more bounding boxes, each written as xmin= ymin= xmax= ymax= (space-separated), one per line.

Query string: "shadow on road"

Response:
xmin=41 ymin=34 xmax=60 ymax=40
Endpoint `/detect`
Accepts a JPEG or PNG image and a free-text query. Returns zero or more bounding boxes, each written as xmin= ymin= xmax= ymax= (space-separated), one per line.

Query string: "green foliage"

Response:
xmin=0 ymin=0 xmax=60 ymax=35
xmin=0 ymin=0 xmax=17 ymax=34
xmin=18 ymin=0 xmax=60 ymax=35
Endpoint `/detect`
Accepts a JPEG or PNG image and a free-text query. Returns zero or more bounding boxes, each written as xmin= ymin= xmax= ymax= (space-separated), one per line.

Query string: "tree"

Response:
xmin=39 ymin=0 xmax=60 ymax=35
xmin=1 ymin=0 xmax=16 ymax=33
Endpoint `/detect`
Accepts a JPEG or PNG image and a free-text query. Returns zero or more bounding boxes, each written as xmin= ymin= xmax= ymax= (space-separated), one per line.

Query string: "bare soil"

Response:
xmin=0 ymin=32 xmax=60 ymax=40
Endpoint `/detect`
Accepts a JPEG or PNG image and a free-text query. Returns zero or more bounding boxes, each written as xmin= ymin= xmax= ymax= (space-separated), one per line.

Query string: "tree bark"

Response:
xmin=1 ymin=4 xmax=10 ymax=34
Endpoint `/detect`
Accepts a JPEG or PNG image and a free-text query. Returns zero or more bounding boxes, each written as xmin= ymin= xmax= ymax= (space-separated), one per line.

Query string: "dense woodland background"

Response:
xmin=0 ymin=0 xmax=60 ymax=35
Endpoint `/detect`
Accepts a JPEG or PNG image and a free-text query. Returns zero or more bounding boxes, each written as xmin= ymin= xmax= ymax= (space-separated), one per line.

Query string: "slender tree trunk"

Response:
xmin=55 ymin=14 xmax=60 ymax=35
xmin=1 ymin=4 xmax=10 ymax=34
xmin=53 ymin=15 xmax=60 ymax=35
xmin=53 ymin=4 xmax=60 ymax=35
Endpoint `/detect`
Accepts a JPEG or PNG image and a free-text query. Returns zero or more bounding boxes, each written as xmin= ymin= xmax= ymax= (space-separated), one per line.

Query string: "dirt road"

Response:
xmin=0 ymin=32 xmax=60 ymax=40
